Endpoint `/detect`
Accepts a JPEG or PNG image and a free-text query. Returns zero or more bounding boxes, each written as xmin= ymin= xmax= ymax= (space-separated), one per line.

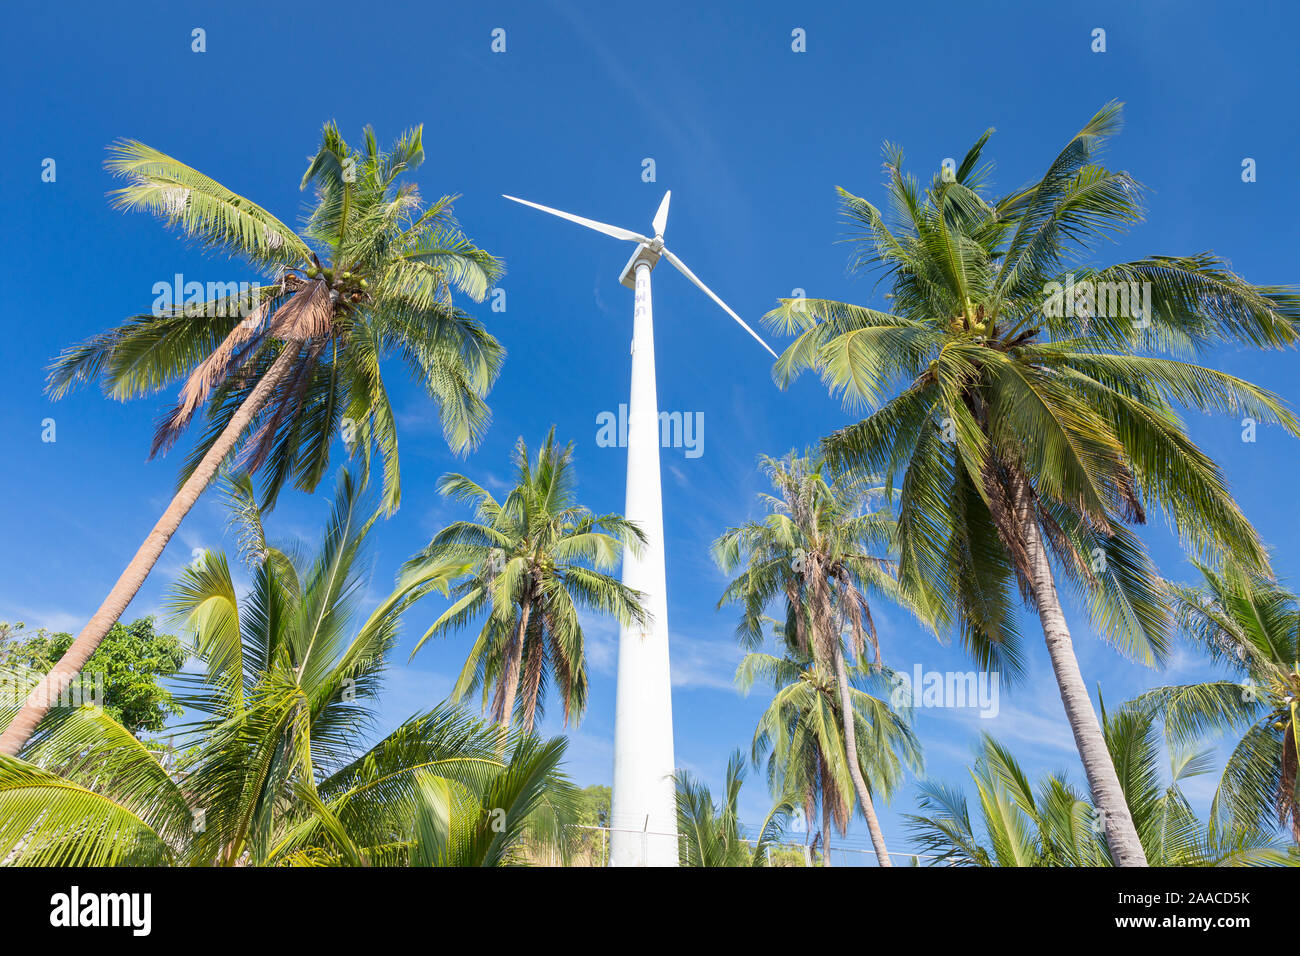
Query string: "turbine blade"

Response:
xmin=652 ymin=190 xmax=671 ymax=237
xmin=661 ymin=247 xmax=778 ymax=358
xmin=502 ymin=195 xmax=649 ymax=244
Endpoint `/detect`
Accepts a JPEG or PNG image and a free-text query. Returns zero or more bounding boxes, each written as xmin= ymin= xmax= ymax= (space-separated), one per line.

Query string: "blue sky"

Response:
xmin=3 ymin=0 xmax=1299 ymax=861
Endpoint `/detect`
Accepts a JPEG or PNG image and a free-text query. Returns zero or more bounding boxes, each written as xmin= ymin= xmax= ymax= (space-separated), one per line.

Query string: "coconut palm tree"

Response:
xmin=0 ymin=471 xmax=576 ymax=866
xmin=1131 ymin=561 xmax=1300 ymax=842
xmin=767 ymin=102 xmax=1300 ymax=865
xmin=674 ymin=750 xmax=793 ymax=867
xmin=714 ymin=451 xmax=919 ymax=865
xmin=395 ymin=429 xmax=646 ymax=733
xmin=0 ymin=123 xmax=505 ymax=758
xmin=737 ymin=622 xmax=921 ymax=866
xmin=908 ymin=711 xmax=1296 ymax=866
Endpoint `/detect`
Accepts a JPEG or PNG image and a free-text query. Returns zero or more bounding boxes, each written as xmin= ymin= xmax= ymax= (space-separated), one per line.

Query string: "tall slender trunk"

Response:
xmin=497 ymin=599 xmax=531 ymax=731
xmin=809 ymin=559 xmax=892 ymax=865
xmin=831 ymin=640 xmax=893 ymax=867
xmin=0 ymin=346 xmax=300 ymax=757
xmin=1018 ymin=502 xmax=1149 ymax=866
xmin=821 ymin=799 xmax=832 ymax=867
xmin=1283 ymin=706 xmax=1298 ymax=843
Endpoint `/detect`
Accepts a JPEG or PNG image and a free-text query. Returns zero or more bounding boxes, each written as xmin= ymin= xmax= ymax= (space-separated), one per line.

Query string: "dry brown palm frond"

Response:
xmin=549 ymin=632 xmax=577 ymax=727
xmin=981 ymin=458 xmax=1035 ymax=595
xmin=489 ymin=619 xmax=520 ymax=725
xmin=1035 ymin=504 xmax=1092 ymax=586
xmin=268 ymin=278 xmax=333 ymax=342
xmin=1115 ymin=466 xmax=1147 ymax=525
xmin=786 ymin=580 xmax=810 ymax=657
xmin=150 ymin=296 xmax=276 ymax=457
xmin=239 ymin=340 xmax=325 ymax=474
xmin=838 ymin=574 xmax=880 ymax=665
xmin=150 ymin=278 xmax=334 ymax=459
xmin=517 ymin=608 xmax=548 ymax=731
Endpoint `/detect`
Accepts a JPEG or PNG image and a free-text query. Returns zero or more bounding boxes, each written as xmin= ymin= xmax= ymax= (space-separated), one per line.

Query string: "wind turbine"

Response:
xmin=504 ymin=190 xmax=775 ymax=866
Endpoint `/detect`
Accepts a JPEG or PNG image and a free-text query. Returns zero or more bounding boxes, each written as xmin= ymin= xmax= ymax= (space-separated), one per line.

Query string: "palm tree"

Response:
xmin=714 ymin=451 xmax=918 ymax=865
xmin=737 ymin=622 xmax=921 ymax=866
xmin=0 ymin=471 xmax=577 ymax=866
xmin=1132 ymin=560 xmax=1300 ymax=842
xmin=908 ymin=711 xmax=1296 ymax=866
xmin=674 ymin=750 xmax=792 ymax=867
xmin=767 ymin=102 xmax=1300 ymax=865
xmin=395 ymin=429 xmax=646 ymax=733
xmin=0 ymin=124 xmax=506 ymax=757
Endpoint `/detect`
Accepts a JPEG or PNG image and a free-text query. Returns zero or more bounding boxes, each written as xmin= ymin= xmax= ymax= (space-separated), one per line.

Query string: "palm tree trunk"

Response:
xmin=497 ymin=600 xmax=531 ymax=731
xmin=1283 ymin=710 xmax=1299 ymax=843
xmin=810 ymin=561 xmax=894 ymax=866
xmin=831 ymin=640 xmax=893 ymax=867
xmin=1018 ymin=505 xmax=1149 ymax=866
xmin=821 ymin=800 xmax=832 ymax=867
xmin=0 ymin=345 xmax=300 ymax=757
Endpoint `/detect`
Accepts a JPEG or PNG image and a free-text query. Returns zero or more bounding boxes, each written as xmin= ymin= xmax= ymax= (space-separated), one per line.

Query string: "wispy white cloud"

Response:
xmin=0 ymin=602 xmax=84 ymax=634
xmin=581 ymin=610 xmax=740 ymax=692
xmin=914 ymin=679 xmax=1077 ymax=757
xmin=669 ymin=630 xmax=742 ymax=691
xmin=394 ymin=405 xmax=441 ymax=435
xmin=481 ymin=471 xmax=510 ymax=493
xmin=981 ymin=701 xmax=1075 ymax=754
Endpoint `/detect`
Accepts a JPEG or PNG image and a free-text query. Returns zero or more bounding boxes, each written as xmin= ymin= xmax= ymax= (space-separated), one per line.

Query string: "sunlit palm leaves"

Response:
xmin=907 ymin=714 xmax=1295 ymax=867
xmin=674 ymin=750 xmax=793 ymax=867
xmin=0 ymin=705 xmax=193 ymax=866
xmin=0 ymin=471 xmax=576 ymax=866
xmin=907 ymin=735 xmax=1103 ymax=867
xmin=1131 ymin=561 xmax=1300 ymax=842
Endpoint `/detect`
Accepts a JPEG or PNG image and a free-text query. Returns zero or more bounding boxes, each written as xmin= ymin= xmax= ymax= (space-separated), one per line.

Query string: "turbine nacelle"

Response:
xmin=618 ymin=243 xmax=662 ymax=290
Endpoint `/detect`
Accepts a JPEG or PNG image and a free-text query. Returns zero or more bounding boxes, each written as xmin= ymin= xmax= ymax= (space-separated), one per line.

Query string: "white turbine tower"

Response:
xmin=504 ymin=190 xmax=775 ymax=866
